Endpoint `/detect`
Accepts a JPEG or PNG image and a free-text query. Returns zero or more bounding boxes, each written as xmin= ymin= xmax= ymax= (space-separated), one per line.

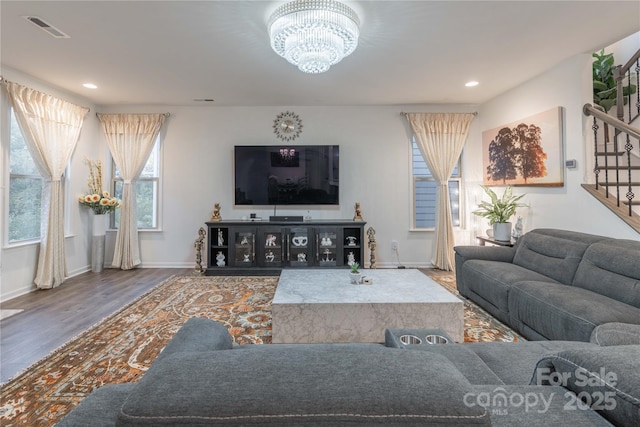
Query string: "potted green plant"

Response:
xmin=473 ymin=185 xmax=527 ymax=241
xmin=593 ymin=49 xmax=637 ymax=112
xmin=349 ymin=262 xmax=361 ymax=284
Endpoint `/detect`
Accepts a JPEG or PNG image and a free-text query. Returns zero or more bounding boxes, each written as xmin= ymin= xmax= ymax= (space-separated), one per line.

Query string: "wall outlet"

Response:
xmin=391 ymin=240 xmax=398 ymax=252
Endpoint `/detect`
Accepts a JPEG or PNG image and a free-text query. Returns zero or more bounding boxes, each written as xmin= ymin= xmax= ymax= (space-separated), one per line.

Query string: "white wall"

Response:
xmin=97 ymin=103 xmax=478 ymax=271
xmin=468 ymin=53 xmax=639 ymax=240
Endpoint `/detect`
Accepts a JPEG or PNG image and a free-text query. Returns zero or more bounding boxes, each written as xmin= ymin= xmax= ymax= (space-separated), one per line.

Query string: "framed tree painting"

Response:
xmin=482 ymin=107 xmax=564 ymax=187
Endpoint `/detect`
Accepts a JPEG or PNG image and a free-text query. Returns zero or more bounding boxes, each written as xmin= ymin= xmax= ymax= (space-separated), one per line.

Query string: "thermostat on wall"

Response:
xmin=565 ymin=159 xmax=577 ymax=169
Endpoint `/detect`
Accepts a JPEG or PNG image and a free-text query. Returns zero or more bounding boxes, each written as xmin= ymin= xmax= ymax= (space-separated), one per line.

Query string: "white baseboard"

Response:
xmin=0 ymin=285 xmax=36 ymax=303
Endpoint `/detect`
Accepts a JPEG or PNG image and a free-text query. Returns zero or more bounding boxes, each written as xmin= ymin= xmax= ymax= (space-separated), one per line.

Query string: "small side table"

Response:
xmin=476 ymin=236 xmax=514 ymax=247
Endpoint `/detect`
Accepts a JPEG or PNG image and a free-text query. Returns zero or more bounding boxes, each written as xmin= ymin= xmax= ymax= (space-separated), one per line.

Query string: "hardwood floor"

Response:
xmin=0 ymin=267 xmax=453 ymax=384
xmin=0 ymin=268 xmax=192 ymax=383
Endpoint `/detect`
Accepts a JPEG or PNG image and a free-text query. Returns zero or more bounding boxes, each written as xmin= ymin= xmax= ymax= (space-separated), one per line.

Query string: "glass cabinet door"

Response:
xmin=210 ymin=226 xmax=229 ymax=269
xmin=232 ymin=228 xmax=255 ymax=267
xmin=316 ymin=227 xmax=338 ymax=267
xmin=259 ymin=229 xmax=284 ymax=267
xmin=287 ymin=227 xmax=311 ymax=267
xmin=343 ymin=227 xmax=362 ymax=268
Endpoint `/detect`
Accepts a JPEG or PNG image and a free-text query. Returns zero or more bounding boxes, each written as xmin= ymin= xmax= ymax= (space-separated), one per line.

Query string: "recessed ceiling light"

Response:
xmin=194 ymin=98 xmax=215 ymax=102
xmin=83 ymin=83 xmax=98 ymax=89
xmin=465 ymin=81 xmax=479 ymax=87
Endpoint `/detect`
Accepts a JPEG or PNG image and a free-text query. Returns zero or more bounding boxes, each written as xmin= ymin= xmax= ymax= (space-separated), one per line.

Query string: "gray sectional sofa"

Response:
xmin=58 ymin=317 xmax=640 ymax=426
xmin=454 ymin=229 xmax=640 ymax=341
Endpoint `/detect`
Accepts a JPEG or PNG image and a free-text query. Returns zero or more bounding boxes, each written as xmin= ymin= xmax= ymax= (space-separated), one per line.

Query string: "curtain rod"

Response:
xmin=96 ymin=112 xmax=170 ymax=118
xmin=400 ymin=111 xmax=477 ymax=116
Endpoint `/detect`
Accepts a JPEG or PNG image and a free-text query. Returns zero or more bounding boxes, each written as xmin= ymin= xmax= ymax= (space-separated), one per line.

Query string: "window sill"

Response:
xmin=4 ymin=233 xmax=77 ymax=249
xmin=108 ymin=229 xmax=163 ymax=233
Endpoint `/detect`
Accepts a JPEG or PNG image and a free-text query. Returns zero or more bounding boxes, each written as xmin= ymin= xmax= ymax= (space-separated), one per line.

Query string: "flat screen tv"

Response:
xmin=234 ymin=145 xmax=339 ymax=206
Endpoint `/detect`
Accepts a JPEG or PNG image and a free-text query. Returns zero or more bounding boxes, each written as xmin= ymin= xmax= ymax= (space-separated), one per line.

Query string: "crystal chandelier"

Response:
xmin=268 ymin=0 xmax=360 ymax=73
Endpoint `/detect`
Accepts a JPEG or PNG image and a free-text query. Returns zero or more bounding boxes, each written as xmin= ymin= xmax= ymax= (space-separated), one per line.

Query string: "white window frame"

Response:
xmin=5 ymin=106 xmax=44 ymax=246
xmin=410 ymin=138 xmax=464 ymax=231
xmin=110 ymin=135 xmax=162 ymax=231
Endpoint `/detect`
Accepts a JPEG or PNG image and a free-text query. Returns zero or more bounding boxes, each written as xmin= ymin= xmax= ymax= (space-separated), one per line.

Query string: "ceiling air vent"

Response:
xmin=23 ymin=16 xmax=70 ymax=38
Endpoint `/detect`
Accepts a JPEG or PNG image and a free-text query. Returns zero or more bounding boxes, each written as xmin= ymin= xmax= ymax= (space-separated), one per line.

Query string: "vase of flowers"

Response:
xmin=78 ymin=159 xmax=121 ymax=272
xmin=78 ymin=159 xmax=121 ymax=218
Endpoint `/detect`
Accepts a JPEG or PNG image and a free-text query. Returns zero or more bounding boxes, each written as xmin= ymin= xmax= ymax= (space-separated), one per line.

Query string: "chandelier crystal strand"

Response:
xmin=269 ymin=0 xmax=360 ymax=73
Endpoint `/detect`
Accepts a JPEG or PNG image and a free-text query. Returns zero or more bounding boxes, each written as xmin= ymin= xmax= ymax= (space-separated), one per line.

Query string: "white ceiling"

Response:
xmin=1 ymin=1 xmax=639 ymax=107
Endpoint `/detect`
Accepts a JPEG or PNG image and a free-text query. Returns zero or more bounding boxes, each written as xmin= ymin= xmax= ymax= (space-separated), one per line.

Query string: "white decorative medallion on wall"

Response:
xmin=273 ymin=111 xmax=302 ymax=142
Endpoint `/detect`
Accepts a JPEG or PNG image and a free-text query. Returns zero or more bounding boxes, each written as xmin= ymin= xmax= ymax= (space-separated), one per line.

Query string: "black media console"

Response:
xmin=205 ymin=220 xmax=366 ymax=275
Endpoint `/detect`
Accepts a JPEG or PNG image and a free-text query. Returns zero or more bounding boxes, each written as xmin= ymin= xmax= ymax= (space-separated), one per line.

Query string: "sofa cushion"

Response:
xmin=462 ymin=260 xmax=558 ymax=316
xmin=573 ymin=240 xmax=640 ymax=309
xmin=117 ymin=345 xmax=490 ymax=426
xmin=531 ymin=345 xmax=640 ymax=426
xmin=403 ymin=343 xmax=505 ymax=385
xmin=512 ymin=231 xmax=593 ymax=285
xmin=508 ymin=281 xmax=640 ymax=342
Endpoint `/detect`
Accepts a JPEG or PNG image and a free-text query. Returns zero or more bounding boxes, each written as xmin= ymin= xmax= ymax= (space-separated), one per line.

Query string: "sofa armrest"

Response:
xmin=453 ymin=245 xmax=516 ymax=263
xmin=155 ymin=317 xmax=233 ymax=363
xmin=590 ymin=322 xmax=640 ymax=346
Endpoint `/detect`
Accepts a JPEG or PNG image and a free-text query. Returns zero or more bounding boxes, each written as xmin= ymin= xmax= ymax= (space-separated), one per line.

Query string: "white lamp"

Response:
xmin=268 ymin=0 xmax=360 ymax=73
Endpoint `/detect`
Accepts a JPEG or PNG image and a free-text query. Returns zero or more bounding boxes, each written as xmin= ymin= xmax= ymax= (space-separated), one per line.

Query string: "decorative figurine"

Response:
xmin=243 ymin=253 xmax=250 ymax=262
xmin=194 ymin=227 xmax=206 ymax=274
xmin=217 ymin=228 xmax=224 ymax=246
xmin=265 ymin=250 xmax=275 ymax=262
xmin=353 ymin=202 xmax=363 ymax=221
xmin=216 ymin=251 xmax=226 ymax=267
xmin=210 ymin=203 xmax=222 ymax=222
xmin=321 ymin=236 xmax=332 ymax=246
xmin=347 ymin=251 xmax=356 ymax=267
xmin=266 ymin=234 xmax=277 ymax=246
xmin=512 ymin=216 xmax=524 ymax=240
xmin=297 ymin=253 xmax=306 ymax=262
xmin=240 ymin=235 xmax=249 ymax=245
xmin=346 ymin=236 xmax=357 ymax=246
xmin=367 ymin=227 xmax=377 ymax=269
xmin=323 ymin=248 xmax=333 ymax=262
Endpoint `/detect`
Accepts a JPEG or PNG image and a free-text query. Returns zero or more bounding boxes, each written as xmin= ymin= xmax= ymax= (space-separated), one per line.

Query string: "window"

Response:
xmin=8 ymin=109 xmax=43 ymax=243
xmin=411 ymin=139 xmax=461 ymax=229
xmin=111 ymin=137 xmax=161 ymax=229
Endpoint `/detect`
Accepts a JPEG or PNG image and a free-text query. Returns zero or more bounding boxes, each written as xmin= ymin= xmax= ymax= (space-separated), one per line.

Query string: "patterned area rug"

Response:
xmin=0 ymin=272 xmax=520 ymax=426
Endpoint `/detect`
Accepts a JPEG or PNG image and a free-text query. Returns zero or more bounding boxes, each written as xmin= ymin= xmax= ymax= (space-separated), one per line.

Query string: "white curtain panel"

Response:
xmin=97 ymin=113 xmax=166 ymax=270
xmin=5 ymin=81 xmax=89 ymax=289
xmin=407 ymin=113 xmax=474 ymax=271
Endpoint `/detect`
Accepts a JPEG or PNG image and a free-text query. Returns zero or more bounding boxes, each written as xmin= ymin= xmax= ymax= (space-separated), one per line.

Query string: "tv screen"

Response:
xmin=234 ymin=145 xmax=339 ymax=205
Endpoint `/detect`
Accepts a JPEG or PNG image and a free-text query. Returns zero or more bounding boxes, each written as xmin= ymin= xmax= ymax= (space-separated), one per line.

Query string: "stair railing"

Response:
xmin=613 ymin=49 xmax=640 ymax=125
xmin=583 ymin=103 xmax=640 ymax=216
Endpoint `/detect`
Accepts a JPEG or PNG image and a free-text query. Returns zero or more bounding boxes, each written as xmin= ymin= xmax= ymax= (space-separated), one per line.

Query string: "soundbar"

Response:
xmin=269 ymin=215 xmax=304 ymax=222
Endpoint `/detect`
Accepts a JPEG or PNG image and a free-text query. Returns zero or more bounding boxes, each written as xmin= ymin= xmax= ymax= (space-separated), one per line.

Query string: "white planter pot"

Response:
xmin=92 ymin=213 xmax=107 ymax=273
xmin=349 ymin=272 xmax=362 ymax=284
xmin=492 ymin=222 xmax=512 ymax=242
xmin=92 ymin=213 xmax=107 ymax=236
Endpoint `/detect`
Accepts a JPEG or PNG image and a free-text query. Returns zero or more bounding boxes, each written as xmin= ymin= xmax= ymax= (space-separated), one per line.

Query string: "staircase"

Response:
xmin=583 ymin=48 xmax=640 ymax=234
